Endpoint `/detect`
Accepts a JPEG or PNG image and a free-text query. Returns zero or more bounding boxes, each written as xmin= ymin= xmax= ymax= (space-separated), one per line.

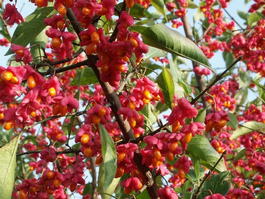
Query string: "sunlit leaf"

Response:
xmin=194 ymin=109 xmax=206 ymax=123
xmin=227 ymin=113 xmax=238 ymax=129
xmin=247 ymin=12 xmax=263 ymax=26
xmin=169 ymin=57 xmax=192 ymax=97
xmin=131 ymin=24 xmax=210 ymax=67
xmin=0 ymin=135 xmax=20 ymax=199
xmin=71 ymin=67 xmax=97 ymax=86
xmin=187 ymin=135 xmax=226 ymax=172
xmin=157 ymin=67 xmax=175 ymax=108
xmin=137 ymin=189 xmax=151 ymax=199
xmin=144 ymin=46 xmax=167 ymax=59
xmin=198 ymin=171 xmax=230 ymax=199
xmin=151 ymin=0 xmax=167 ymax=17
xmin=83 ymin=183 xmax=93 ymax=196
xmin=98 ymin=125 xmax=117 ymax=199
xmin=231 ymin=121 xmax=265 ymax=139
xmin=6 ymin=7 xmax=56 ymax=55
xmin=140 ymin=104 xmax=157 ymax=126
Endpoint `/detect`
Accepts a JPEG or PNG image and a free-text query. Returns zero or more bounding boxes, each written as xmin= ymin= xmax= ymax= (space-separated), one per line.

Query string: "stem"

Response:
xmin=66 ymin=9 xmax=134 ymax=141
xmin=117 ymin=122 xmax=169 ymax=145
xmin=66 ymin=8 xmax=158 ymax=198
xmin=40 ymin=59 xmax=90 ymax=76
xmin=217 ymin=0 xmax=244 ymax=30
xmin=191 ymin=57 xmax=241 ymax=104
xmin=192 ymin=152 xmax=225 ymax=199
xmin=109 ymin=2 xmax=126 ymax=42
xmin=239 ymin=124 xmax=264 ymax=135
xmin=176 ymin=2 xmax=206 ymax=107
xmin=17 ymin=148 xmax=80 ymax=156
xmin=89 ymin=157 xmax=98 ymax=199
xmin=35 ymin=48 xmax=83 ymax=68
xmin=29 ymin=110 xmax=86 ymax=128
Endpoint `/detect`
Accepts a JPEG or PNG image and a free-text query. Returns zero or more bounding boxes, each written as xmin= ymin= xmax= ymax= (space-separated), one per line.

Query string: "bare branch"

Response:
xmin=191 ymin=57 xmax=241 ymax=104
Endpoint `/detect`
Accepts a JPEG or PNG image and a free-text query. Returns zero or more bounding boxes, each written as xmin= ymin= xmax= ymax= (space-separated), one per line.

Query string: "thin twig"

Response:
xmin=191 ymin=57 xmax=241 ymax=104
xmin=197 ymin=24 xmax=214 ymax=43
xmin=109 ymin=2 xmax=126 ymax=42
xmin=217 ymin=0 xmax=244 ymax=30
xmin=89 ymin=157 xmax=98 ymax=199
xmin=40 ymin=59 xmax=90 ymax=76
xmin=34 ymin=48 xmax=84 ymax=68
xmin=192 ymin=152 xmax=225 ymax=199
xmin=117 ymin=122 xmax=169 ymax=145
xmin=32 ymin=110 xmax=86 ymax=127
xmin=239 ymin=124 xmax=264 ymax=135
xmin=17 ymin=148 xmax=81 ymax=156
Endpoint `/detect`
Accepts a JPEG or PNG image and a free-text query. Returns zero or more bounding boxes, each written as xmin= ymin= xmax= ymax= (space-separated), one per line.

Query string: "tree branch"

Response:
xmin=117 ymin=122 xmax=169 ymax=145
xmin=66 ymin=8 xmax=158 ymax=198
xmin=34 ymin=48 xmax=84 ymax=68
xmin=109 ymin=2 xmax=126 ymax=42
xmin=176 ymin=1 xmax=206 ymax=107
xmin=89 ymin=157 xmax=98 ymax=199
xmin=217 ymin=0 xmax=244 ymax=30
xmin=40 ymin=59 xmax=89 ymax=76
xmin=17 ymin=148 xmax=81 ymax=157
xmin=191 ymin=57 xmax=241 ymax=104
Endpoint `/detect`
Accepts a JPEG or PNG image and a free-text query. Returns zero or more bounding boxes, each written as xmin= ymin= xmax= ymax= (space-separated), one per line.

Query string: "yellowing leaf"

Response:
xmin=0 ymin=135 xmax=20 ymax=199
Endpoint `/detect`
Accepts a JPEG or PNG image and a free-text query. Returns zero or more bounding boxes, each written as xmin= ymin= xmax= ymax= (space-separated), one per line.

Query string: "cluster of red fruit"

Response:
xmin=0 ymin=0 xmax=264 ymax=199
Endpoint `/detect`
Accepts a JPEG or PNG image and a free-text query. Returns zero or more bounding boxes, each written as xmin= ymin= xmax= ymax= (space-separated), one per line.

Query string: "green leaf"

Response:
xmin=194 ymin=109 xmax=206 ymax=123
xmin=237 ymin=70 xmax=252 ymax=88
xmin=83 ymin=183 xmax=93 ymax=195
xmin=30 ymin=29 xmax=48 ymax=62
xmin=140 ymin=104 xmax=157 ymax=127
xmin=144 ymin=46 xmax=167 ymax=59
xmin=6 ymin=7 xmax=56 ymax=55
xmin=234 ymin=149 xmax=246 ymax=161
xmin=227 ymin=112 xmax=238 ymax=129
xmin=98 ymin=125 xmax=117 ymax=199
xmin=253 ymin=79 xmax=265 ymax=102
xmin=187 ymin=135 xmax=226 ymax=172
xmin=247 ymin=13 xmax=263 ymax=27
xmin=157 ymin=67 xmax=175 ymax=108
xmin=130 ymin=24 xmax=210 ymax=67
xmin=143 ymin=63 xmax=162 ymax=75
xmin=223 ymin=51 xmax=235 ymax=67
xmin=169 ymin=58 xmax=192 ymax=97
xmin=137 ymin=189 xmax=151 ymax=199
xmin=192 ymin=160 xmax=204 ymax=181
xmin=103 ymin=178 xmax=121 ymax=199
xmin=130 ymin=4 xmax=160 ymax=19
xmin=130 ymin=4 xmax=146 ymax=18
xmin=71 ymin=67 xmax=98 ymax=86
xmin=198 ymin=171 xmax=230 ymax=199
xmin=151 ymin=0 xmax=167 ymax=17
xmin=237 ymin=11 xmax=248 ymax=21
xmin=188 ymin=0 xmax=198 ymax=9
xmin=0 ymin=135 xmax=20 ymax=199
xmin=0 ymin=14 xmax=11 ymax=40
xmin=235 ymin=88 xmax=248 ymax=106
xmin=231 ymin=121 xmax=265 ymax=139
